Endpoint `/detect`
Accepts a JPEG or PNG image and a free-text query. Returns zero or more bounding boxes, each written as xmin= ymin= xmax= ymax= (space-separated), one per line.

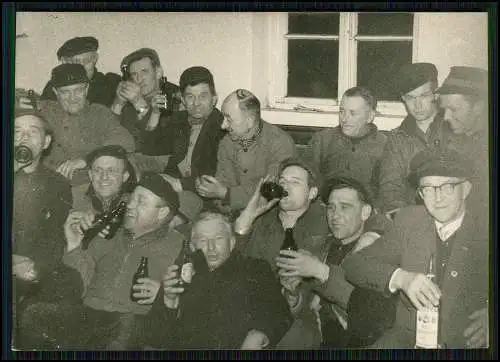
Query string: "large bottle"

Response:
xmin=14 ymin=145 xmax=33 ymax=165
xmin=81 ymin=201 xmax=127 ymax=250
xmin=130 ymin=256 xmax=149 ymax=302
xmin=281 ymin=228 xmax=298 ymax=258
xmin=415 ymin=253 xmax=440 ymax=349
xmin=159 ymin=76 xmax=173 ymax=116
xmin=175 ymin=239 xmax=194 ymax=289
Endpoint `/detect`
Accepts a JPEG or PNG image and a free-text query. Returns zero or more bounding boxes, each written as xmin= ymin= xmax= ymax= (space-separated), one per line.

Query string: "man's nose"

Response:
xmin=207 ymin=240 xmax=216 ymax=251
xmin=434 ymin=188 xmax=444 ymax=202
xmin=443 ymin=108 xmax=452 ymax=121
xmin=193 ymin=96 xmax=201 ymax=106
xmin=101 ymin=170 xmax=110 ymax=180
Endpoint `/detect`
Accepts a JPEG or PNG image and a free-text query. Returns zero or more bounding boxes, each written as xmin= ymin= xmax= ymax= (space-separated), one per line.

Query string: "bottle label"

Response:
xmin=180 ymin=262 xmax=194 ymax=284
xmin=415 ymin=307 xmax=439 ymax=348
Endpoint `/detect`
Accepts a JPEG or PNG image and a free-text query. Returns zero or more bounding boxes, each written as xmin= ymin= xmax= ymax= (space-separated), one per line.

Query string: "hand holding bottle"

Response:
xmin=64 ymin=210 xmax=109 ymax=252
xmin=131 ymin=277 xmax=160 ymax=305
xmin=162 ymin=265 xmax=185 ymax=309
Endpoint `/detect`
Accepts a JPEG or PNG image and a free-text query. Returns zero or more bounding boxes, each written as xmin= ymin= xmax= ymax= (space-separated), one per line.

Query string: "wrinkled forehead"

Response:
xmin=328 ymin=187 xmax=362 ymax=205
xmin=63 ymin=51 xmax=97 ymax=63
xmin=419 ymin=175 xmax=464 ymax=186
xmin=340 ymin=95 xmax=370 ymax=110
xmin=191 ymin=218 xmax=232 ymax=240
xmin=15 ymin=115 xmax=45 ymax=132
xmin=56 ymin=82 xmax=88 ymax=92
xmin=91 ymin=155 xmax=126 ymax=170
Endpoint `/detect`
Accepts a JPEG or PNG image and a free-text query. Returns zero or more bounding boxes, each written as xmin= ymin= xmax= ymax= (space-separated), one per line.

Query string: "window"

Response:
xmin=267 ymin=12 xmax=418 ymax=115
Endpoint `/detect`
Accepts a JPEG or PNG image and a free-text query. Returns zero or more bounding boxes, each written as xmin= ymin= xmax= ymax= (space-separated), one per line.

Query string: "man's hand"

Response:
xmin=151 ymin=93 xmax=168 ymax=113
xmin=195 ymin=175 xmax=228 ymax=199
xmin=234 ymin=176 xmax=280 ymax=235
xmin=162 ymin=265 xmax=184 ymax=309
xmin=392 ymin=269 xmax=441 ymax=310
xmin=56 ymin=158 xmax=87 ymax=180
xmin=276 ymin=249 xmax=329 ymax=281
xmin=64 ymin=210 xmax=96 ymax=252
xmin=160 ymin=173 xmax=183 ymax=193
xmin=118 ymin=81 xmax=144 ymax=108
xmin=131 ymin=277 xmax=161 ymax=305
xmin=240 ymin=329 xmax=270 ymax=350
xmin=14 ymin=158 xmax=32 ymax=173
xmin=13 ymin=257 xmax=38 ymax=282
xmin=464 ymin=306 xmax=489 ymax=348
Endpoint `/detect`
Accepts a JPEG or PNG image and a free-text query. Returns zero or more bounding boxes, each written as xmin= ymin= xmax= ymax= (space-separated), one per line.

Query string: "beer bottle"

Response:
xmin=81 ymin=201 xmax=127 ymax=249
xmin=104 ymin=201 xmax=127 ymax=240
xmin=14 ymin=145 xmax=33 ymax=165
xmin=175 ymin=239 xmax=194 ymax=288
xmin=415 ymin=253 xmax=440 ymax=349
xmin=27 ymin=89 xmax=38 ymax=110
xmin=281 ymin=228 xmax=298 ymax=258
xmin=130 ymin=257 xmax=149 ymax=302
xmin=81 ymin=213 xmax=108 ymax=250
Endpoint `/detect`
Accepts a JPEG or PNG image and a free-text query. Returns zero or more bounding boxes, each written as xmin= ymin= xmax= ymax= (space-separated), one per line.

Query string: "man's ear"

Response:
xmin=52 ymin=88 xmax=60 ymax=99
xmin=472 ymin=99 xmax=486 ymax=119
xmin=93 ymin=52 xmax=99 ymax=65
xmin=155 ymin=65 xmax=164 ymax=80
xmin=368 ymin=109 xmax=376 ymax=123
xmin=462 ymin=180 xmax=472 ymax=200
xmin=212 ymin=94 xmax=218 ymax=107
xmin=361 ymin=204 xmax=373 ymax=222
xmin=123 ymin=170 xmax=130 ymax=183
xmin=158 ymin=205 xmax=171 ymax=221
xmin=308 ymin=186 xmax=319 ymax=201
xmin=229 ymin=235 xmax=236 ymax=252
xmin=83 ymin=83 xmax=90 ymax=98
xmin=43 ymin=134 xmax=52 ymax=150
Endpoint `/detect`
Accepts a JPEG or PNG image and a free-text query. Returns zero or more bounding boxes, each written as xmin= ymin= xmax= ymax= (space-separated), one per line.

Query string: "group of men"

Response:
xmin=12 ymin=34 xmax=490 ymax=351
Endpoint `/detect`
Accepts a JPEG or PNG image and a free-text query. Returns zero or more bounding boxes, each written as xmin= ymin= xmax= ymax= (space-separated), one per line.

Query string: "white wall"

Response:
xmin=15 ymin=12 xmax=254 ymax=104
xmin=15 ymin=12 xmax=489 ymax=130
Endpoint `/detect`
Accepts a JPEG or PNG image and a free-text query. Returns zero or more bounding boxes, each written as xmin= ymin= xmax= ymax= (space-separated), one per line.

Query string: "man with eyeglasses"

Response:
xmin=343 ymin=148 xmax=489 ymax=348
xmin=378 ymin=63 xmax=451 ymax=217
xmin=40 ymin=36 xmax=121 ymax=107
xmin=38 ymin=63 xmax=135 ymax=187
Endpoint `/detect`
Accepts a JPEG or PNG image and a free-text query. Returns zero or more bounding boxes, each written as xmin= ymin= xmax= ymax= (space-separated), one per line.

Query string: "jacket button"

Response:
xmin=450 ymin=270 xmax=458 ymax=278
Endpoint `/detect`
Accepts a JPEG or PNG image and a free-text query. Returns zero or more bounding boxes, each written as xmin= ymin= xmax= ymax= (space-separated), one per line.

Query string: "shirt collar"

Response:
xmin=434 ymin=211 xmax=466 ymax=241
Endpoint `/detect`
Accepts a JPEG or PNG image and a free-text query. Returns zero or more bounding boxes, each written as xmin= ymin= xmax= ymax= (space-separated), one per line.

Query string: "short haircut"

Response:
xmin=343 ymin=86 xmax=377 ymax=111
xmin=279 ymin=157 xmax=320 ymax=189
xmin=235 ymin=89 xmax=261 ymax=121
xmin=190 ymin=211 xmax=233 ymax=239
xmin=320 ymin=176 xmax=373 ymax=206
xmin=15 ymin=110 xmax=53 ymax=137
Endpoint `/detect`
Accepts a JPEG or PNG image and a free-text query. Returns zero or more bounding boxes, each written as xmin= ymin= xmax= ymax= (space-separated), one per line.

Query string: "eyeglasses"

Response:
xmin=418 ymin=180 xmax=467 ymax=197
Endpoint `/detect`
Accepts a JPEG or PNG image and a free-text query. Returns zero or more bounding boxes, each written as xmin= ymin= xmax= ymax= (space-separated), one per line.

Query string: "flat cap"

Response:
xmin=179 ymin=66 xmax=215 ymax=93
xmin=436 ymin=66 xmax=488 ymax=96
xmin=409 ymin=147 xmax=472 ymax=182
xmin=51 ymin=63 xmax=89 ymax=88
xmin=121 ymin=48 xmax=160 ymax=70
xmin=397 ymin=62 xmax=438 ymax=95
xmin=138 ymin=171 xmax=180 ymax=213
xmin=57 ymin=36 xmax=98 ymax=59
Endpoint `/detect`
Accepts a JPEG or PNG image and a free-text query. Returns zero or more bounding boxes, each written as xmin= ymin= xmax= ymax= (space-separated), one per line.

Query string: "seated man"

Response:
xmin=342 ymin=148 xmax=489 ymax=348
xmin=13 ymin=111 xmax=82 ymax=349
xmin=38 ymin=63 xmax=135 ymax=186
xmin=72 ymin=145 xmax=137 ymax=214
xmin=276 ymin=176 xmax=397 ymax=348
xmin=61 ymin=172 xmax=186 ymax=349
xmin=40 ymin=36 xmax=121 ymax=107
xmin=195 ymin=89 xmax=296 ymax=214
xmin=111 ymin=48 xmax=186 ymax=172
xmin=143 ymin=211 xmax=293 ymax=349
xmin=308 ymin=86 xmax=387 ymax=200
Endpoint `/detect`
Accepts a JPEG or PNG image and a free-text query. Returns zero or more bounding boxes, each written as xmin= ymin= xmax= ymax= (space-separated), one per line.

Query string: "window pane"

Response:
xmin=288 ymin=13 xmax=340 ymax=35
xmin=358 ymin=13 xmax=413 ymax=36
xmin=287 ymin=39 xmax=339 ymax=99
xmin=357 ymin=41 xmax=413 ymax=101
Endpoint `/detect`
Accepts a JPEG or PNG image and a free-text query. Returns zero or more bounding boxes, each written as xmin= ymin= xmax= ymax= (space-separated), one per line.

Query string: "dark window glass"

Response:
xmin=288 ymin=13 xmax=340 ymax=35
xmin=358 ymin=13 xmax=414 ymax=36
xmin=287 ymin=39 xmax=339 ymax=99
xmin=357 ymin=41 xmax=413 ymax=101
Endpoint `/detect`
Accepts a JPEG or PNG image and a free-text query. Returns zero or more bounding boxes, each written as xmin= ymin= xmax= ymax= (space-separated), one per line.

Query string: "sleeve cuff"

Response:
xmin=388 ymin=267 xmax=402 ymax=293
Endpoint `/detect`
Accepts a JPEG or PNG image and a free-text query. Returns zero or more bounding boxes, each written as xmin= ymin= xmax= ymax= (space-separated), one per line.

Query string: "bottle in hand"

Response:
xmin=15 ymin=145 xmax=33 ymax=165
xmin=130 ymin=256 xmax=149 ymax=302
xmin=280 ymin=228 xmax=298 ymax=258
xmin=260 ymin=181 xmax=288 ymax=201
xmin=81 ymin=201 xmax=127 ymax=250
xmin=415 ymin=253 xmax=440 ymax=349
xmin=175 ymin=239 xmax=194 ymax=289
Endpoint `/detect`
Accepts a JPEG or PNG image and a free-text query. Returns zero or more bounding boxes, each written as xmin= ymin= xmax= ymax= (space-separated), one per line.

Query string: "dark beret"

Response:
xmin=57 ymin=36 xmax=98 ymax=59
xmin=121 ymin=48 xmax=160 ymax=71
xmin=436 ymin=66 xmax=488 ymax=97
xmin=138 ymin=171 xmax=180 ymax=213
xmin=51 ymin=63 xmax=89 ymax=88
xmin=320 ymin=176 xmax=373 ymax=206
xmin=179 ymin=66 xmax=215 ymax=93
xmin=409 ymin=147 xmax=472 ymax=182
xmin=397 ymin=62 xmax=438 ymax=95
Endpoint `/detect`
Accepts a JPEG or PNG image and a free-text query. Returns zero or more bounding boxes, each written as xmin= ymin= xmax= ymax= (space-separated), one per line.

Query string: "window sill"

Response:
xmin=262 ymin=107 xmax=406 ymax=131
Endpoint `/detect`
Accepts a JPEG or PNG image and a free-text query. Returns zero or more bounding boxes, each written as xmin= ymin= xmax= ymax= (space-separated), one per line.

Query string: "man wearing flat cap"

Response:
xmin=436 ymin=66 xmax=489 ymax=215
xmin=378 ymin=62 xmax=452 ymax=216
xmin=38 ymin=63 xmax=135 ymax=187
xmin=41 ymin=36 xmax=121 ymax=107
xmin=57 ymin=171 xmax=186 ymax=349
xmin=343 ymin=148 xmax=489 ymax=348
xmin=110 ymin=48 xmax=186 ymax=174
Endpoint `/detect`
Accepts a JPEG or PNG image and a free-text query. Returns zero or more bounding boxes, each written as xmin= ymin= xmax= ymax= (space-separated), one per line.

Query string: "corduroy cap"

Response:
xmin=436 ymin=66 xmax=488 ymax=96
xmin=57 ymin=36 xmax=99 ymax=59
xmin=137 ymin=171 xmax=180 ymax=213
xmin=409 ymin=147 xmax=472 ymax=182
xmin=51 ymin=63 xmax=89 ymax=88
xmin=179 ymin=66 xmax=215 ymax=93
xmin=397 ymin=62 xmax=438 ymax=95
xmin=320 ymin=176 xmax=374 ymax=206
xmin=120 ymin=48 xmax=161 ymax=70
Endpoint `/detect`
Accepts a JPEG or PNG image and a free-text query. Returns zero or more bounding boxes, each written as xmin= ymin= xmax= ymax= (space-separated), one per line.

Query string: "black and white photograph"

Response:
xmin=5 ymin=6 xmax=494 ymax=356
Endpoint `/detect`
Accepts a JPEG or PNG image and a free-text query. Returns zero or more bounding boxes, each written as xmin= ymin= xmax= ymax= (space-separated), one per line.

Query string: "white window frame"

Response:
xmin=266 ymin=12 xmax=423 ymax=119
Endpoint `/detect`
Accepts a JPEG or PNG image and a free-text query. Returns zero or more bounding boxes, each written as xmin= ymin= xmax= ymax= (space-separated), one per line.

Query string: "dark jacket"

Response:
xmin=377 ymin=112 xmax=451 ymax=213
xmin=41 ymin=69 xmax=121 ymax=107
xmin=163 ymin=109 xmax=225 ymax=192
xmin=144 ymin=251 xmax=292 ymax=349
xmin=343 ymin=205 xmax=489 ymax=348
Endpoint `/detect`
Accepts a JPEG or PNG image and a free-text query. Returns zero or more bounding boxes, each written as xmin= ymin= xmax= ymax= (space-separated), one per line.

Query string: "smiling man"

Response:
xmin=308 ymin=86 xmax=387 ymax=201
